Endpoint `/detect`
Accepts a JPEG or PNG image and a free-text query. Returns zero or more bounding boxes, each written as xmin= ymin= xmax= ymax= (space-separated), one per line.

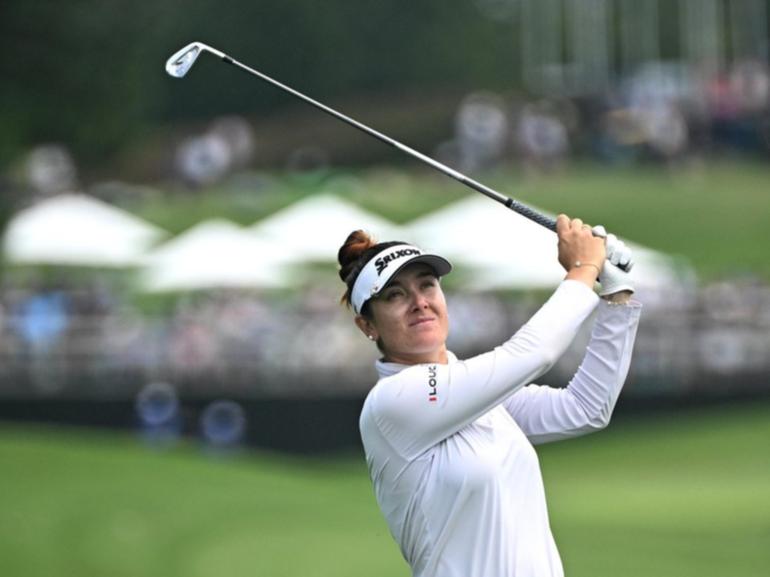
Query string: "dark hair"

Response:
xmin=337 ymin=230 xmax=405 ymax=316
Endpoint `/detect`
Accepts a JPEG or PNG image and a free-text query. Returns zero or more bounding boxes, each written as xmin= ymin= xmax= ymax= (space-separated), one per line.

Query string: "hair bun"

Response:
xmin=337 ymin=230 xmax=376 ymax=282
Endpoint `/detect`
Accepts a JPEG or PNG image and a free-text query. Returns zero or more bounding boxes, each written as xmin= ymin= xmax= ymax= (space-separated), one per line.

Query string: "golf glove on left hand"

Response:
xmin=592 ymin=225 xmax=635 ymax=296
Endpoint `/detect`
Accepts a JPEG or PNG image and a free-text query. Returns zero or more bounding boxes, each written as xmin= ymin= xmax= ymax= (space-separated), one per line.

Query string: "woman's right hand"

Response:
xmin=555 ymin=214 xmax=606 ymax=288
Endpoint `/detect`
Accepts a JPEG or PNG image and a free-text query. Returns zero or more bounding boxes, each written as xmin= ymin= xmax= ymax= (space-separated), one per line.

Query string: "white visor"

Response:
xmin=350 ymin=243 xmax=452 ymax=315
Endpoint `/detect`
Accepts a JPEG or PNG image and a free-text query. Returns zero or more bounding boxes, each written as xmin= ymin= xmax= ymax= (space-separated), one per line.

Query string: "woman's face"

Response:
xmin=357 ymin=263 xmax=450 ymax=365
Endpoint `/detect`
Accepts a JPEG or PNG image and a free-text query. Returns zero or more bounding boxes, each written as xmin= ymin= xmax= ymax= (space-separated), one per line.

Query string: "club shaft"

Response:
xmin=221 ymin=55 xmax=557 ymax=232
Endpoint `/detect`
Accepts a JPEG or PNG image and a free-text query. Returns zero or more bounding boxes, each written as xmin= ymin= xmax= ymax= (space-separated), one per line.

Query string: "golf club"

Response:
xmin=166 ymin=41 xmax=629 ymax=272
xmin=166 ymin=42 xmax=560 ymax=227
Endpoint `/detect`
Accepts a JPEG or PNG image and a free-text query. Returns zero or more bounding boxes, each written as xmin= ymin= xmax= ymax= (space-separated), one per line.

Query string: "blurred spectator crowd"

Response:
xmin=441 ymin=60 xmax=770 ymax=175
xmin=1 ymin=276 xmax=770 ymax=401
xmin=9 ymin=60 xmax=770 ymax=199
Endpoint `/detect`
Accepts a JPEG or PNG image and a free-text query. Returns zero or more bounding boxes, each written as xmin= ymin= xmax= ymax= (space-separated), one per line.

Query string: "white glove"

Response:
xmin=592 ymin=225 xmax=635 ymax=296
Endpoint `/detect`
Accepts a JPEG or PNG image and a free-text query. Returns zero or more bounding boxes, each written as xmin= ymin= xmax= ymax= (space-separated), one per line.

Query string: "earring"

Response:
xmin=368 ymin=335 xmax=375 ymax=341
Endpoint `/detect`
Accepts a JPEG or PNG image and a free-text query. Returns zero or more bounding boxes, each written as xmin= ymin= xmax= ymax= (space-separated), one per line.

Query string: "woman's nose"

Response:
xmin=411 ymin=292 xmax=429 ymax=310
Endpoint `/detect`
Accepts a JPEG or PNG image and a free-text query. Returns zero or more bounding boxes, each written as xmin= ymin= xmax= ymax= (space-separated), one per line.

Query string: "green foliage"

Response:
xmin=0 ymin=403 xmax=768 ymax=577
xmin=0 ymin=0 xmax=515 ymax=166
xmin=0 ymin=2 xmax=168 ymax=163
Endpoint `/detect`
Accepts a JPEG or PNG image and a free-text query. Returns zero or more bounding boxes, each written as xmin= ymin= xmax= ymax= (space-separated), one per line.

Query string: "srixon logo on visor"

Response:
xmin=375 ymin=248 xmax=421 ymax=275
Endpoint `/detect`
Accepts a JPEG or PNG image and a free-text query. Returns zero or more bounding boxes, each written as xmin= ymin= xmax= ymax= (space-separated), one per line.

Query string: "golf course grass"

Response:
xmin=1 ymin=402 xmax=768 ymax=577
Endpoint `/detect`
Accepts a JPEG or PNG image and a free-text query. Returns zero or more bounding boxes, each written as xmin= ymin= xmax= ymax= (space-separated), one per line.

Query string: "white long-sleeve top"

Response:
xmin=359 ymin=280 xmax=642 ymax=577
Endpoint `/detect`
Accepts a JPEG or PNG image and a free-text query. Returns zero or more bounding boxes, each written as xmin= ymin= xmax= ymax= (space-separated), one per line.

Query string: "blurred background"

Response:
xmin=1 ymin=1 xmax=769 ymax=576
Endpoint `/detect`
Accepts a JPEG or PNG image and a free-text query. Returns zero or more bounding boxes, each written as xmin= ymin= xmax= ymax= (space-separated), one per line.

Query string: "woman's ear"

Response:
xmin=354 ymin=315 xmax=378 ymax=342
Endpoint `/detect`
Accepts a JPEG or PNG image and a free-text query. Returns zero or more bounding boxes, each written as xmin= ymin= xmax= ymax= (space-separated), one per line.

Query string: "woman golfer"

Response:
xmin=337 ymin=214 xmax=641 ymax=577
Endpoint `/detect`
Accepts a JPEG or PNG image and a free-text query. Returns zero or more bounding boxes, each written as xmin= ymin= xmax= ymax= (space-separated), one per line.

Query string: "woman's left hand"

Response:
xmin=592 ymin=225 xmax=635 ymax=298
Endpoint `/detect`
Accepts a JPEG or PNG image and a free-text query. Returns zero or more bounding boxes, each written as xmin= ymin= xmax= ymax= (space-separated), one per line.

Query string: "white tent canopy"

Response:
xmin=406 ymin=195 xmax=690 ymax=291
xmin=3 ymin=193 xmax=167 ymax=267
xmin=249 ymin=194 xmax=406 ymax=262
xmin=140 ymin=219 xmax=293 ymax=292
xmin=408 ymin=195 xmax=562 ymax=288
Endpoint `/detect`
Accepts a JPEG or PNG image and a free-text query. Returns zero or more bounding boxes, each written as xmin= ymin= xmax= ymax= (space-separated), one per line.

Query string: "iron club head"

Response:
xmin=165 ymin=42 xmax=225 ymax=78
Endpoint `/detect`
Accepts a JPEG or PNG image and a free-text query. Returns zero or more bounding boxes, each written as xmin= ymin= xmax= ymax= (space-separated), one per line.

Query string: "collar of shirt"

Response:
xmin=375 ymin=350 xmax=459 ymax=379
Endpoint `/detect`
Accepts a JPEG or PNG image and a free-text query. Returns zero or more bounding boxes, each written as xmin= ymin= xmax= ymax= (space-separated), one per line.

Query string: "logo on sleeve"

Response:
xmin=427 ymin=364 xmax=438 ymax=402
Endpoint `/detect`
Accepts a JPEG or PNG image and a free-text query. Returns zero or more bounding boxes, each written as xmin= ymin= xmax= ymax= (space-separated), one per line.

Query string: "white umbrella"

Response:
xmin=3 ymin=193 xmax=166 ymax=267
xmin=141 ymin=219 xmax=293 ymax=292
xmin=250 ymin=194 xmax=406 ymax=262
xmin=406 ymin=195 xmax=561 ymax=288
